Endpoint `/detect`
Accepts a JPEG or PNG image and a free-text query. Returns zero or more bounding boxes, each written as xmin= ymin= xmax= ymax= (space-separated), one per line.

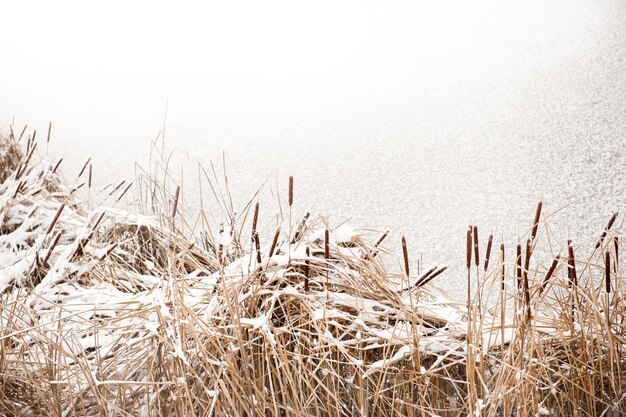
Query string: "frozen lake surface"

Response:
xmin=2 ymin=0 xmax=626 ymax=299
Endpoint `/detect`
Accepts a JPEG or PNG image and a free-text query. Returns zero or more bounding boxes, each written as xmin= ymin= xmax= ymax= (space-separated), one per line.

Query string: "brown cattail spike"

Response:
xmin=268 ymin=227 xmax=281 ymax=257
xmin=540 ymin=255 xmax=560 ymax=295
xmin=531 ymin=201 xmax=543 ymax=242
xmin=473 ymin=226 xmax=480 ymax=267
xmin=484 ymin=234 xmax=493 ymax=272
xmin=605 ymin=251 xmax=611 ymax=293
xmin=567 ymin=244 xmax=577 ymax=287
xmin=252 ymin=202 xmax=259 ymax=234
xmin=171 ymin=185 xmax=180 ymax=220
xmin=255 ymin=232 xmax=262 ymax=264
xmin=401 ymin=236 xmax=410 ymax=277
xmin=523 ymin=239 xmax=532 ymax=321
xmin=596 ymin=212 xmax=619 ymax=249
xmin=614 ymin=237 xmax=619 ymax=273
xmin=78 ymin=157 xmax=91 ymax=178
xmin=515 ymin=243 xmax=522 ymax=289
xmin=324 ymin=228 xmax=330 ymax=259
xmin=288 ymin=176 xmax=294 ymax=207
xmin=500 ymin=243 xmax=505 ymax=290
xmin=45 ymin=203 xmax=66 ymax=237
xmin=304 ymin=246 xmax=310 ymax=292
xmin=466 ymin=227 xmax=473 ymax=269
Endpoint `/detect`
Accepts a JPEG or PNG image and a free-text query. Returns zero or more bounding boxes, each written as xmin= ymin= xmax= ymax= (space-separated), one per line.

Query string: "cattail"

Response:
xmin=523 ymin=239 xmax=532 ymax=321
xmin=45 ymin=203 xmax=65 ymax=237
xmin=99 ymin=243 xmax=118 ymax=262
xmin=531 ymin=201 xmax=543 ymax=242
xmin=251 ymin=202 xmax=260 ymax=235
xmin=500 ymin=243 xmax=505 ymax=291
xmin=596 ymin=212 xmax=619 ymax=249
xmin=614 ymin=237 xmax=619 ymax=273
xmin=46 ymin=122 xmax=52 ymax=143
xmin=288 ymin=176 xmax=294 ymax=207
xmin=402 ymin=236 xmax=410 ymax=277
xmin=367 ymin=230 xmax=389 ymax=259
xmin=466 ymin=227 xmax=473 ymax=269
xmin=567 ymin=244 xmax=577 ymax=287
xmin=268 ymin=227 xmax=281 ymax=258
xmin=515 ymin=243 xmax=522 ymax=289
xmin=18 ymin=124 xmax=27 ymax=141
xmin=254 ymin=232 xmax=262 ymax=264
xmin=42 ymin=230 xmax=64 ymax=266
xmin=540 ymin=255 xmax=560 ymax=294
xmin=115 ymin=182 xmax=133 ymax=203
xmin=78 ymin=157 xmax=92 ymax=178
xmin=52 ymin=158 xmax=63 ymax=174
xmin=171 ymin=185 xmax=180 ymax=220
xmin=473 ymin=226 xmax=480 ymax=267
xmin=414 ymin=265 xmax=439 ymax=288
xmin=324 ymin=228 xmax=330 ymax=259
xmin=304 ymin=246 xmax=310 ymax=292
xmin=484 ymin=234 xmax=493 ymax=272
xmin=88 ymin=164 xmax=92 ymax=189
xmin=418 ymin=266 xmax=447 ymax=288
xmin=605 ymin=251 xmax=611 ymax=293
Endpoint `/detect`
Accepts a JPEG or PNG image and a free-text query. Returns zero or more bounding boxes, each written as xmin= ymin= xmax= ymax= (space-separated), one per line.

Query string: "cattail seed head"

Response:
xmin=540 ymin=255 xmax=560 ymax=295
xmin=304 ymin=246 xmax=310 ymax=292
xmin=288 ymin=176 xmax=294 ymax=207
xmin=324 ymin=228 xmax=330 ymax=259
xmin=401 ymin=236 xmax=410 ymax=277
xmin=252 ymin=202 xmax=259 ymax=234
xmin=473 ymin=226 xmax=479 ymax=267
xmin=268 ymin=227 xmax=281 ymax=257
xmin=484 ymin=234 xmax=493 ymax=272
xmin=500 ymin=243 xmax=505 ymax=290
xmin=171 ymin=185 xmax=180 ymax=220
xmin=567 ymin=244 xmax=577 ymax=287
xmin=531 ymin=201 xmax=542 ymax=242
xmin=515 ymin=243 xmax=522 ymax=288
xmin=596 ymin=212 xmax=619 ymax=249
xmin=614 ymin=236 xmax=619 ymax=272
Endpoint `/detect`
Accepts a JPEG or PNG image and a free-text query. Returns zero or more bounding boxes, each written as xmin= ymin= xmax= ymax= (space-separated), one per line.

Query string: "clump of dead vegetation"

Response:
xmin=0 ymin=129 xmax=624 ymax=416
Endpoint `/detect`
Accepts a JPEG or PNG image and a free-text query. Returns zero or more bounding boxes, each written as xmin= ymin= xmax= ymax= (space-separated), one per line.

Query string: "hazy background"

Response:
xmin=2 ymin=0 xmax=626 ymax=298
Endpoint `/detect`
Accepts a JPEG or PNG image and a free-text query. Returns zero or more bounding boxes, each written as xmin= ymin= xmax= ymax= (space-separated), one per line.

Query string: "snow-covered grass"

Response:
xmin=1 ymin=131 xmax=625 ymax=416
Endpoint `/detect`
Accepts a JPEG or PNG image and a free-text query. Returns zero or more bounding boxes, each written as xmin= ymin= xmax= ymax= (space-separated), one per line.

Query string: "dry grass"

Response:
xmin=0 ymin=131 xmax=625 ymax=416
